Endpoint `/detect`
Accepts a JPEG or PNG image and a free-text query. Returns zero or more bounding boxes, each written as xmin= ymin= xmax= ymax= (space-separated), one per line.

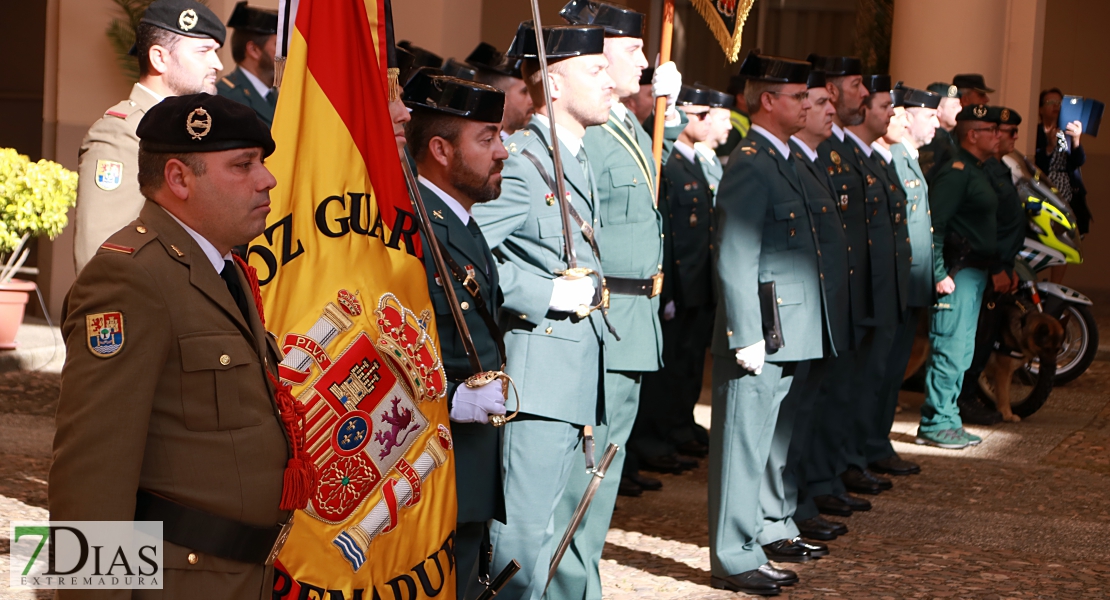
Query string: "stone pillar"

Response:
xmin=890 ymin=0 xmax=1047 ymax=154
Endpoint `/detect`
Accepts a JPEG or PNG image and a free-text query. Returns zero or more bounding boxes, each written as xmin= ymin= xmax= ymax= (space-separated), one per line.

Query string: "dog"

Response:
xmin=979 ymin=298 xmax=1065 ymax=422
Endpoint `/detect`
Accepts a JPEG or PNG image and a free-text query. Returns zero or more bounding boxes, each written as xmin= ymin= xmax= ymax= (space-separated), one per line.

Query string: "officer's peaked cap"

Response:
xmin=506 ymin=22 xmax=606 ymax=60
xmin=442 ymin=59 xmax=479 ymax=82
xmin=403 ymin=68 xmax=506 ymax=124
xmin=805 ymin=54 xmax=862 ymax=77
xmin=226 ymin=1 xmax=277 ymax=35
xmin=862 ymin=74 xmax=892 ymax=95
xmin=466 ymin=42 xmax=523 ymax=79
xmin=807 ymin=70 xmax=826 ymax=89
xmin=138 ymin=93 xmax=275 ymax=157
xmin=560 ymin=0 xmax=644 ymax=38
xmin=895 ymin=83 xmax=942 ymax=109
xmin=739 ymin=50 xmax=810 ymax=84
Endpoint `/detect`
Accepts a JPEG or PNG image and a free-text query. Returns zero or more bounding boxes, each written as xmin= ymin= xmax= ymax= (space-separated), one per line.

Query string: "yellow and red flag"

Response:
xmin=248 ymin=0 xmax=457 ymax=597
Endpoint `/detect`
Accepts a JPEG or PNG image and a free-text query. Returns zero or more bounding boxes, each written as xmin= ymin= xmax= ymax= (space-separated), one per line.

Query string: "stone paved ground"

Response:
xmin=2 ymin=327 xmax=1110 ymax=598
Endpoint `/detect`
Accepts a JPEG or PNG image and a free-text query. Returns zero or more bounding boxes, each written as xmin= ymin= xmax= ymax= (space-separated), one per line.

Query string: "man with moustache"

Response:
xmin=917 ymin=104 xmax=1002 ymax=449
xmin=217 ymin=2 xmax=279 ymax=127
xmin=920 ymin=82 xmax=963 ymax=182
xmin=470 ymin=22 xmax=613 ymax=600
xmin=74 ymin=0 xmax=226 ymax=273
xmin=801 ymin=55 xmax=880 ymax=519
xmin=466 ymin=42 xmax=535 ymax=138
xmin=839 ymin=74 xmax=912 ymax=493
xmin=709 ymin=51 xmax=825 ymax=596
xmin=52 ymin=94 xmax=290 ymax=599
xmin=549 ymin=3 xmax=686 ymax=596
xmin=756 ymin=69 xmax=853 ymax=554
xmin=867 ymin=84 xmax=942 ymax=469
xmin=402 ymin=69 xmax=510 ymax=599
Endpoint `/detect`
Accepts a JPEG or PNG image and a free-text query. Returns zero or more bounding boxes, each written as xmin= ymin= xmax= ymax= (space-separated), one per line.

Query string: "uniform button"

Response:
xmin=675 ymin=259 xmax=681 ymax=265
xmin=520 ymin=314 xmax=528 ymax=319
xmin=912 ymin=204 xmax=917 ymax=211
xmin=789 ymin=228 xmax=796 ymax=237
xmin=219 ymin=354 xmax=231 ymax=366
xmin=187 ymin=553 xmax=199 ymax=565
xmin=906 ymin=237 xmax=911 ymax=243
xmin=693 ymin=198 xmax=698 ymax=203
xmin=820 ymin=273 xmax=824 ymax=279
xmin=847 ymin=246 xmax=852 ymax=252
xmin=545 ymin=326 xmax=553 ymax=334
xmin=868 ymin=240 xmax=872 ymax=245
xmin=661 ymin=233 xmax=665 ymax=238
xmin=789 ymin=212 xmax=795 ymax=219
xmin=850 ymin=268 xmax=855 ymax=274
xmin=776 ymin=297 xmax=783 ymax=304
xmin=460 ymin=301 xmax=470 ymax=310
xmin=727 ymin=330 xmax=733 ymax=336
xmin=930 ymin=227 xmax=934 ymax=233
xmin=817 ymin=250 xmax=822 ymax=256
xmin=822 ymin=206 xmax=828 ymax=213
xmin=842 ymin=184 xmax=848 ymax=190
xmin=657 ymin=264 xmax=663 ymax=270
xmin=136 ymin=226 xmax=147 ymax=234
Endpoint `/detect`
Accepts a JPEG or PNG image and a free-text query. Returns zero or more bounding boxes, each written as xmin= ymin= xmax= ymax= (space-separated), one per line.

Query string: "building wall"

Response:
xmin=394 ymin=0 xmax=483 ymax=60
xmin=1041 ymin=0 xmax=1110 ymax=292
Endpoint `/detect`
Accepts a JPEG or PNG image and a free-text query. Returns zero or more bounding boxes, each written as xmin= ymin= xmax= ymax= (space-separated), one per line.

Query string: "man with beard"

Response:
xmin=869 ymin=85 xmax=944 ymax=464
xmin=217 ymin=2 xmax=279 ymax=127
xmin=919 ymin=82 xmax=962 ymax=182
xmin=74 ymin=0 xmax=225 ymax=273
xmin=783 ymin=70 xmax=854 ymax=545
xmin=470 ymin=22 xmax=613 ymax=600
xmin=403 ymin=69 xmax=510 ymax=600
xmin=548 ymin=3 xmax=684 ymax=597
xmin=917 ymin=105 xmax=1001 ymax=449
xmin=710 ymin=51 xmax=825 ymax=596
xmin=467 ymin=42 xmax=534 ymax=138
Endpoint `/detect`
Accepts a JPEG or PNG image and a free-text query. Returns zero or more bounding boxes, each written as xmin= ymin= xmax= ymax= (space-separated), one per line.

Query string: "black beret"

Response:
xmin=560 ymin=0 xmax=644 ymax=38
xmin=442 ymin=59 xmax=479 ymax=82
xmin=895 ymin=83 xmax=942 ymax=109
xmin=997 ymin=106 xmax=1022 ymax=126
xmin=738 ymin=50 xmax=810 ymax=84
xmin=226 ymin=1 xmax=277 ymax=35
xmin=403 ymin=68 xmax=505 ymax=124
xmin=952 ymin=73 xmax=994 ymax=93
xmin=466 ymin=42 xmax=523 ymax=79
xmin=138 ymin=93 xmax=275 ymax=157
xmin=955 ymin=104 xmax=994 ymax=123
xmin=862 ymin=74 xmax=892 ymax=95
xmin=806 ymin=54 xmax=862 ymax=77
xmin=639 ymin=66 xmax=654 ymax=86
xmin=506 ymin=22 xmax=605 ymax=59
xmin=927 ymin=82 xmax=960 ymax=98
xmin=140 ymin=0 xmax=226 ymax=46
xmin=807 ymin=70 xmax=826 ymax=89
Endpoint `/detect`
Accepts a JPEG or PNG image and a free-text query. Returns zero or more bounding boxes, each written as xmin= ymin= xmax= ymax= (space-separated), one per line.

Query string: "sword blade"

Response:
xmin=545 ymin=443 xmax=619 ymax=590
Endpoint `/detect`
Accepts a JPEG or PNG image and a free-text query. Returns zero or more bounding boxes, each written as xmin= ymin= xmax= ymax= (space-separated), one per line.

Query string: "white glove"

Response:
xmin=662 ymin=300 xmax=676 ymax=321
xmin=735 ymin=341 xmax=765 ymax=375
xmin=549 ymin=275 xmax=596 ymax=312
xmin=652 ymin=61 xmax=682 ymax=115
xmin=450 ymin=380 xmax=506 ymax=424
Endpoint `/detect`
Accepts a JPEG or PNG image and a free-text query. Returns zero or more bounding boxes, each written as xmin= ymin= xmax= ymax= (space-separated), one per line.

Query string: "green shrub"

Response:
xmin=0 ymin=148 xmax=78 ymax=255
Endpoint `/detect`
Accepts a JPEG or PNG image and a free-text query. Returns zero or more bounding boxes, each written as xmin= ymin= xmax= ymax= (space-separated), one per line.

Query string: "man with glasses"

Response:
xmin=916 ymin=104 xmax=1001 ymax=449
xmin=709 ymin=51 xmax=828 ymax=596
xmin=920 ymin=83 xmax=962 ymax=182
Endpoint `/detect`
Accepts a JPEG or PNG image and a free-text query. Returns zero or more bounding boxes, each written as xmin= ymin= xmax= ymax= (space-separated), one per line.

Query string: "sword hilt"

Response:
xmin=474 ymin=560 xmax=521 ymax=600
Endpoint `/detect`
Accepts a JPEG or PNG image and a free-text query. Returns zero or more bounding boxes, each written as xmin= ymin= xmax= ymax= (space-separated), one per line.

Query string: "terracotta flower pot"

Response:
xmin=0 ymin=279 xmax=37 ymax=350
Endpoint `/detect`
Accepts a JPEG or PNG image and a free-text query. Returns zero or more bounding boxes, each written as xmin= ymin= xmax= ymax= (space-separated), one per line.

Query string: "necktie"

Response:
xmin=623 ymin=112 xmax=637 ymax=137
xmin=467 ymin=218 xmax=490 ymax=277
xmin=220 ymin=260 xmax=251 ymax=322
xmin=267 ymin=88 xmax=279 ymax=109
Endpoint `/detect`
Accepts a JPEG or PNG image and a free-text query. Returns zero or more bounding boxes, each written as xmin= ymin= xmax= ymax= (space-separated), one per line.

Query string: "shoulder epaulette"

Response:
xmin=952 ymin=161 xmax=965 ymax=170
xmin=220 ymin=76 xmax=236 ymax=89
xmin=97 ymin=223 xmax=158 ymax=258
xmin=105 ymin=110 xmax=128 ymax=119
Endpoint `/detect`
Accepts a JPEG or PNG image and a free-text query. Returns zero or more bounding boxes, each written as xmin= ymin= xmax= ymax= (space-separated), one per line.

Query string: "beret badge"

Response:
xmin=1000 ymin=108 xmax=1011 ymax=122
xmin=178 ymin=9 xmax=198 ymax=31
xmin=973 ymin=105 xmax=987 ymax=118
xmin=186 ymin=107 xmax=213 ymax=140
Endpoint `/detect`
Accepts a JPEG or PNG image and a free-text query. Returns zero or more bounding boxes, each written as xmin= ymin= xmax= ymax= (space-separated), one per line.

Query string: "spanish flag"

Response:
xmin=248 ymin=0 xmax=457 ymax=597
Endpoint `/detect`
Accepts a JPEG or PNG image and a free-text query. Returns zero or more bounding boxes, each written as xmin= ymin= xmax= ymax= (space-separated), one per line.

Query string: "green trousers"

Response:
xmin=867 ymin=307 xmax=921 ymax=463
xmin=489 ymin=418 xmax=582 ymax=600
xmin=709 ymin=358 xmax=797 ymax=576
xmin=843 ymin=321 xmax=899 ymax=470
xmin=547 ymin=371 xmax=642 ymax=600
xmin=455 ymin=521 xmax=487 ymax=600
xmin=921 ymin=268 xmax=987 ymax=432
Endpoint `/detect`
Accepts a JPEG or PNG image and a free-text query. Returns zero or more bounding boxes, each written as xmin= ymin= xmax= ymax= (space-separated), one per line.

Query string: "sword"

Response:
xmin=473 ymin=560 xmax=522 ymax=600
xmin=545 ymin=442 xmax=619 ymax=590
xmin=527 ymin=0 xmax=596 ymax=318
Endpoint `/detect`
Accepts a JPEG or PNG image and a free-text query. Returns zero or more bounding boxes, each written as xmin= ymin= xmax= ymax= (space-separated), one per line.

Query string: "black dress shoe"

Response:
xmin=674 ymin=454 xmax=699 ymax=470
xmin=793 ymin=537 xmax=829 ymax=558
xmin=757 ymin=563 xmax=799 ymax=586
xmin=835 ymin=493 xmax=872 ymax=512
xmin=640 ymin=454 xmax=683 ymax=474
xmin=795 ymin=518 xmax=837 ymax=541
xmin=628 ymin=472 xmax=662 ymax=491
xmin=618 ymin=476 xmax=643 ymax=497
xmin=761 ymin=538 xmax=813 ymax=563
xmin=869 ymin=455 xmax=921 ymax=476
xmin=958 ymin=394 xmax=1003 ymax=425
xmin=862 ymin=468 xmax=893 ymax=490
xmin=676 ymin=439 xmax=709 ymax=457
xmin=841 ymin=467 xmax=883 ymax=494
xmin=711 ymin=570 xmax=781 ymax=596
xmin=811 ymin=515 xmax=848 ymax=536
xmin=814 ymin=494 xmax=853 ymax=517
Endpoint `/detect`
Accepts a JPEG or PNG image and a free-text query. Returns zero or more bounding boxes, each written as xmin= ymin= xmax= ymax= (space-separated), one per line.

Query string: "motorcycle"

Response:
xmin=974 ymin=154 xmax=1098 ymax=418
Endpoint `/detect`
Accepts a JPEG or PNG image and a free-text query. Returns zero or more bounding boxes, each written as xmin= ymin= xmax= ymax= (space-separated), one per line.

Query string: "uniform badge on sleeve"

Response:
xmin=94 ymin=160 xmax=123 ymax=191
xmin=86 ymin=312 xmax=124 ymax=357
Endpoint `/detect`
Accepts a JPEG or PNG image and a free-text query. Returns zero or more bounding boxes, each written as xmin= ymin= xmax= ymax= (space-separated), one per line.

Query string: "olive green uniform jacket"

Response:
xmin=216 ymin=67 xmax=278 ymax=128
xmin=73 ymin=84 xmax=161 ymax=274
xmin=985 ymin=157 xmax=1025 ymax=275
xmin=419 ymin=182 xmax=505 ymax=524
xmin=930 ymin=147 xmax=999 ymax=282
xmin=51 ymin=201 xmax=290 ymax=600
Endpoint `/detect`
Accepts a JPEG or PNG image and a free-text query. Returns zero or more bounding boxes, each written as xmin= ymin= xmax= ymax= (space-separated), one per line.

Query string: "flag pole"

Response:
xmin=650 ymin=0 xmax=675 ymax=202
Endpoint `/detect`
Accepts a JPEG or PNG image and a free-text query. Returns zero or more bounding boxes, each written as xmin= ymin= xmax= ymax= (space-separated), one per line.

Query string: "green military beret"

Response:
xmin=927 ymin=82 xmax=960 ymax=99
xmin=140 ymin=0 xmax=226 ymax=45
xmin=138 ymin=93 xmax=275 ymax=158
xmin=996 ymin=106 xmax=1022 ymax=126
xmin=955 ymin=104 xmax=994 ymax=123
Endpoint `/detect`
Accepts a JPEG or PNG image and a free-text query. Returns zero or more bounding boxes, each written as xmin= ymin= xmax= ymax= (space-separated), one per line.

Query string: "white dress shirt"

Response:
xmin=844 ymin=128 xmax=873 ymax=157
xmin=749 ymin=124 xmax=792 ymax=158
xmin=790 ymin=135 xmax=819 ymax=162
xmin=418 ymin=175 xmax=471 ymax=224
xmin=165 ymin=208 xmax=231 ymax=273
xmin=239 ymin=66 xmax=272 ymax=99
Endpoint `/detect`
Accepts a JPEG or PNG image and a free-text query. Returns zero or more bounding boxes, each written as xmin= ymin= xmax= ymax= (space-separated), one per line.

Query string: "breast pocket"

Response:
xmin=772 ymin=201 xmax=806 ymax=250
xmin=603 ymin=165 xmax=649 ymax=225
xmin=178 ymin=332 xmax=264 ymax=432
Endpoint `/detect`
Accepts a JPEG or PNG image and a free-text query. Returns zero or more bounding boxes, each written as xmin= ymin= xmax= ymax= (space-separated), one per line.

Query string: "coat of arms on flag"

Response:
xmin=691 ymin=0 xmax=757 ymax=62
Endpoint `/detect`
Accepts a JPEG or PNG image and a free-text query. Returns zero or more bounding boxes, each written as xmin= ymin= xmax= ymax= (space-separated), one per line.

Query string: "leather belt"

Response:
xmin=135 ymin=489 xmax=292 ymax=565
xmin=605 ymin=273 xmax=663 ymax=298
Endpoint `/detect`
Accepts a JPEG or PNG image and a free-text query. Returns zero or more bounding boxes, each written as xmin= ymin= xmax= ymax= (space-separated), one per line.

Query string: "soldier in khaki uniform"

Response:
xmin=73 ymin=0 xmax=225 ymax=273
xmin=52 ymin=94 xmax=297 ymax=600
